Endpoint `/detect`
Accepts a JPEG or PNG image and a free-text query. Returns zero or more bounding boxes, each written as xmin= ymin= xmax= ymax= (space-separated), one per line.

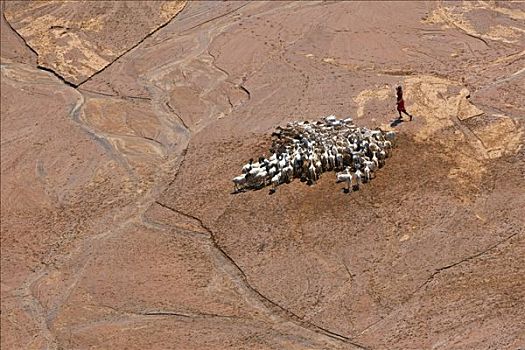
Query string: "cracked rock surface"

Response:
xmin=1 ymin=1 xmax=524 ymax=349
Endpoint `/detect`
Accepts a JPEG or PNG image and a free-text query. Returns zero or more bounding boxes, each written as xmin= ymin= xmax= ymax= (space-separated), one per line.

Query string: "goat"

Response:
xmin=327 ymin=150 xmax=336 ymax=170
xmin=282 ymin=165 xmax=294 ymax=183
xmin=336 ymin=168 xmax=353 ymax=191
xmin=335 ymin=150 xmax=343 ymax=169
xmin=383 ymin=140 xmax=392 ymax=157
xmin=249 ymin=167 xmax=261 ymax=176
xmin=363 ymin=165 xmax=371 ymax=183
xmin=232 ymin=174 xmax=247 ymax=192
xmin=369 ymin=142 xmax=379 ymax=153
xmin=364 ymin=160 xmax=377 ymax=173
xmin=353 ymin=169 xmax=362 ymax=190
xmin=242 ymin=159 xmax=254 ymax=174
xmin=308 ymin=161 xmax=317 ymax=183
xmin=325 ymin=115 xmax=337 ymax=123
xmin=234 ymin=115 xmax=394 ymax=193
xmin=252 ymin=170 xmax=268 ymax=187
xmin=371 ymin=152 xmax=379 ymax=170
xmin=268 ymin=166 xmax=277 ymax=178
xmin=271 ymin=172 xmax=281 ymax=191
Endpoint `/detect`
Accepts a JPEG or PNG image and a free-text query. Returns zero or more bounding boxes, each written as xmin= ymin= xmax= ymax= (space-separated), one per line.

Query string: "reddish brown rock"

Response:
xmin=1 ymin=1 xmax=524 ymax=349
xmin=4 ymin=1 xmax=186 ymax=85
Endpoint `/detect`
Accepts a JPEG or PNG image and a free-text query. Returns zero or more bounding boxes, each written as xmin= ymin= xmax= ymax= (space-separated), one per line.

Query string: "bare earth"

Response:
xmin=1 ymin=1 xmax=524 ymax=349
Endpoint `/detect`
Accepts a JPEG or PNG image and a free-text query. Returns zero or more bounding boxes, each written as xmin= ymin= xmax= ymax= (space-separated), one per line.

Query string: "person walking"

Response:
xmin=396 ymin=85 xmax=413 ymax=121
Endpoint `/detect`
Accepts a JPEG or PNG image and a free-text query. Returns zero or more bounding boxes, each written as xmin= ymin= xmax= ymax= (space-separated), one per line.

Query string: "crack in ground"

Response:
xmin=1 ymin=3 xmax=37 ymax=59
xmin=2 ymin=5 xmax=75 ymax=88
xmin=35 ymin=64 xmax=77 ymax=88
xmin=142 ymin=310 xmax=238 ymax=319
xmin=78 ymin=87 xmax=152 ymax=101
xmin=416 ymin=230 xmax=522 ymax=292
xmin=76 ymin=6 xmax=187 ymax=88
xmin=3 ymin=5 xmax=151 ymax=179
xmin=3 ymin=2 xmax=187 ymax=88
xmin=357 ymin=230 xmax=523 ymax=338
xmin=154 ymin=201 xmax=369 ymax=350
xmin=239 ymin=80 xmax=252 ymax=100
xmin=2 ymin=10 xmax=191 ymax=349
xmin=140 ymin=135 xmax=164 ymax=147
xmin=3 ymin=3 xmax=324 ymax=348
xmin=2 ymin=4 xmax=74 ymax=88
xmin=165 ymin=101 xmax=191 ymax=132
xmin=1 ymin=12 xmax=78 ymax=342
xmin=206 ymin=47 xmax=251 ymax=107
xmin=474 ymin=67 xmax=525 ymax=94
xmin=96 ymin=303 xmax=239 ymax=320
xmin=460 ymin=31 xmax=490 ymax=47
xmin=207 ymin=48 xmax=231 ymax=78
xmin=5 ymin=22 xmax=353 ymax=347
xmin=433 ymin=3 xmax=490 ymax=48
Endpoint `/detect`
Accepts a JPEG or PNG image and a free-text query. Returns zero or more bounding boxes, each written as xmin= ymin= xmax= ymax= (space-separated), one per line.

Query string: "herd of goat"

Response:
xmin=232 ymin=115 xmax=396 ymax=193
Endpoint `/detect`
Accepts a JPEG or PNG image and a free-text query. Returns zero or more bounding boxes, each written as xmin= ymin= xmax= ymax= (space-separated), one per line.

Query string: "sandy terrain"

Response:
xmin=1 ymin=1 xmax=524 ymax=349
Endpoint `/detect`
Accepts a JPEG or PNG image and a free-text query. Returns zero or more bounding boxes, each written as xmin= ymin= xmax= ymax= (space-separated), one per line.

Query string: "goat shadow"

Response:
xmin=341 ymin=185 xmax=361 ymax=194
xmin=231 ymin=182 xmax=269 ymax=195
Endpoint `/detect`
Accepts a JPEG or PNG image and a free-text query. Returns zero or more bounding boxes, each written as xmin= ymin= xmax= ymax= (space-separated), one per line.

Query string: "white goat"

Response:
xmin=364 ymin=160 xmax=377 ymax=173
xmin=252 ymin=170 xmax=268 ymax=187
xmin=325 ymin=115 xmax=337 ymax=123
xmin=242 ymin=162 xmax=253 ymax=174
xmin=371 ymin=152 xmax=379 ymax=170
xmin=363 ymin=165 xmax=371 ymax=183
xmin=353 ymin=169 xmax=362 ymax=190
xmin=336 ymin=168 xmax=353 ymax=191
xmin=232 ymin=174 xmax=247 ymax=192
xmin=236 ymin=115 xmax=394 ymax=193
xmin=271 ymin=172 xmax=281 ymax=190
xmin=308 ymin=162 xmax=317 ymax=183
xmin=249 ymin=167 xmax=261 ymax=176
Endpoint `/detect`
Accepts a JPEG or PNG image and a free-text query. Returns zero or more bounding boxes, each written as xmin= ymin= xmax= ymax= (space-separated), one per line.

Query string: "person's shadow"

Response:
xmin=390 ymin=118 xmax=404 ymax=127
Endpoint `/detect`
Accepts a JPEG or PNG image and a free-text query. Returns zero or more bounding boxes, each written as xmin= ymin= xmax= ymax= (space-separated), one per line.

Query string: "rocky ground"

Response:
xmin=1 ymin=1 xmax=524 ymax=349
